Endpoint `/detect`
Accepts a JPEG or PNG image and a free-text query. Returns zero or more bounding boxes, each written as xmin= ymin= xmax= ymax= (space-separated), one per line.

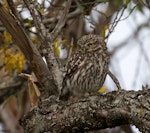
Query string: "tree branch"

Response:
xmin=0 ymin=2 xmax=57 ymax=97
xmin=51 ymin=0 xmax=72 ymax=40
xmin=23 ymin=0 xmax=72 ymax=93
xmin=7 ymin=0 xmax=22 ymax=21
xmin=21 ymin=88 xmax=150 ymax=133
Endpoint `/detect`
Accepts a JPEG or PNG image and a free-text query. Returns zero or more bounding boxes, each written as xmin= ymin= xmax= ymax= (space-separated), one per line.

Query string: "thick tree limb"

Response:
xmin=21 ymin=88 xmax=150 ymax=133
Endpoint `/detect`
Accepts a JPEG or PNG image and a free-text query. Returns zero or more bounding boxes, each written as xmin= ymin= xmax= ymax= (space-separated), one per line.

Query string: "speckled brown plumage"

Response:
xmin=59 ymin=34 xmax=109 ymax=100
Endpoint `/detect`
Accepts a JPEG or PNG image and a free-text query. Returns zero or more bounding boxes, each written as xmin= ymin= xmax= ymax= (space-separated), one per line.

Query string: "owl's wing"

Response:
xmin=60 ymin=52 xmax=85 ymax=100
xmin=64 ymin=51 xmax=85 ymax=79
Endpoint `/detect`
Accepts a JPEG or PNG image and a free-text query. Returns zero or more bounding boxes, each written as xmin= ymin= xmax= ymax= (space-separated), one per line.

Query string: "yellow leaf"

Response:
xmin=3 ymin=49 xmax=25 ymax=73
xmin=4 ymin=53 xmax=15 ymax=72
xmin=3 ymin=30 xmax=12 ymax=43
xmin=54 ymin=38 xmax=60 ymax=56
xmin=101 ymin=27 xmax=105 ymax=39
xmin=54 ymin=38 xmax=66 ymax=56
xmin=40 ymin=8 xmax=44 ymax=14
xmin=101 ymin=24 xmax=110 ymax=39
xmin=15 ymin=53 xmax=25 ymax=73
xmin=0 ymin=49 xmax=4 ymax=54
xmin=140 ymin=0 xmax=144 ymax=3
xmin=138 ymin=109 xmax=143 ymax=115
xmin=61 ymin=39 xmax=66 ymax=43
xmin=19 ymin=73 xmax=41 ymax=110
xmin=105 ymin=24 xmax=110 ymax=30
xmin=98 ymin=87 xmax=107 ymax=93
xmin=125 ymin=0 xmax=129 ymax=6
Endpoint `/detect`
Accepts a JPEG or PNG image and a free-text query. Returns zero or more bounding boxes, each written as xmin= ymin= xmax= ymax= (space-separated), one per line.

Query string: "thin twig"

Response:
xmin=106 ymin=5 xmax=137 ymax=39
xmin=108 ymin=70 xmax=121 ymax=90
xmin=23 ymin=0 xmax=48 ymax=40
xmin=106 ymin=7 xmax=126 ymax=39
xmin=51 ymin=0 xmax=72 ymax=41
xmin=110 ymin=22 xmax=149 ymax=56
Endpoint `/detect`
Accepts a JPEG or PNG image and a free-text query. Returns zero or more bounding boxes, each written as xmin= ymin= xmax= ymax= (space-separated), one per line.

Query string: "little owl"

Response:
xmin=59 ymin=34 xmax=120 ymax=100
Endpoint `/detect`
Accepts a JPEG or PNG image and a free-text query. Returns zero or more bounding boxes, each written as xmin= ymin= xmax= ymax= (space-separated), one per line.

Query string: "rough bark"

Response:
xmin=23 ymin=0 xmax=72 ymax=93
xmin=21 ymin=88 xmax=150 ymax=133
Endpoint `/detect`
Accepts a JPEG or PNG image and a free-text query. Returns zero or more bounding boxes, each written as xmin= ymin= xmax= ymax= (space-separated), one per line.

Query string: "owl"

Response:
xmin=59 ymin=34 xmax=109 ymax=100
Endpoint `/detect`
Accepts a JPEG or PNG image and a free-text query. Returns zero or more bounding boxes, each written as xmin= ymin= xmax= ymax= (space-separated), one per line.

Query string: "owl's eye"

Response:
xmin=88 ymin=43 xmax=93 ymax=46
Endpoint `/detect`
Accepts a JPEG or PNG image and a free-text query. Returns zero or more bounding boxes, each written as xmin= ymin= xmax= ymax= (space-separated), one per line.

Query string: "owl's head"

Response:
xmin=77 ymin=34 xmax=106 ymax=53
